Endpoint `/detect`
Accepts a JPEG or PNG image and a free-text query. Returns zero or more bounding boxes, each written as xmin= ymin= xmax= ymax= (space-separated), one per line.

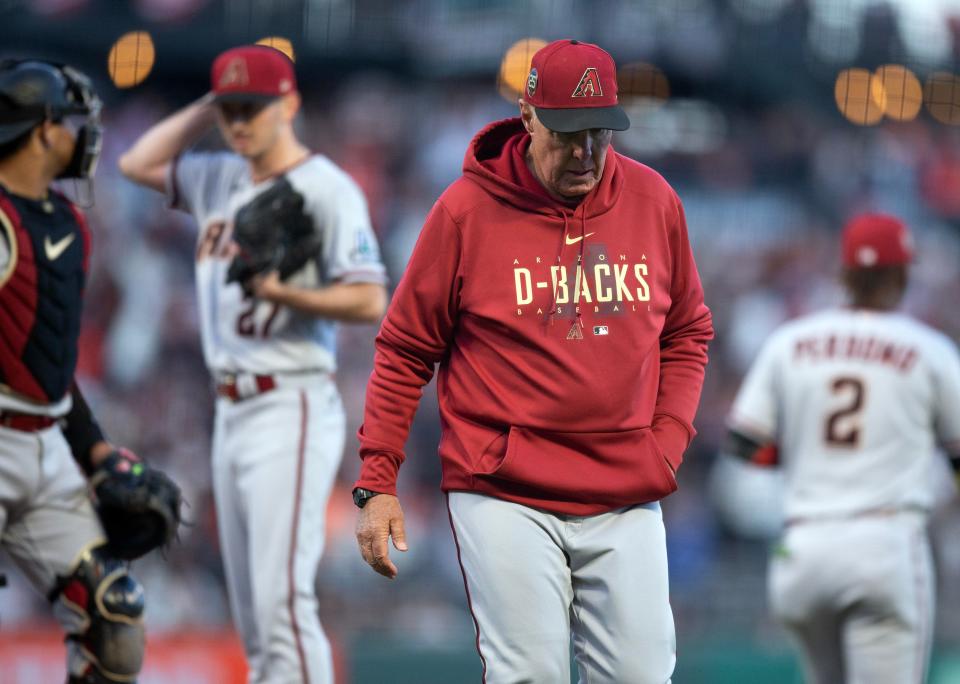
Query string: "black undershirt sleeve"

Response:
xmin=62 ymin=381 xmax=106 ymax=476
xmin=724 ymin=429 xmax=766 ymax=462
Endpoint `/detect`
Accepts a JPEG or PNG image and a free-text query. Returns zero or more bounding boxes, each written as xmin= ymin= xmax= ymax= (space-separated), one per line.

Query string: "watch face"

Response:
xmin=353 ymin=488 xmax=375 ymax=508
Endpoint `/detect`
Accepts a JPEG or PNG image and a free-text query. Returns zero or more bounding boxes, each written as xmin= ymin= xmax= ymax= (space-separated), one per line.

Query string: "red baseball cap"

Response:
xmin=524 ymin=39 xmax=630 ymax=133
xmin=841 ymin=213 xmax=914 ymax=268
xmin=211 ymin=45 xmax=297 ymax=103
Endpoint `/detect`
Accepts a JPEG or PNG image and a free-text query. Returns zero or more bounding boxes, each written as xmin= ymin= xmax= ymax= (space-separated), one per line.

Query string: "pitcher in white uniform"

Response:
xmin=726 ymin=213 xmax=960 ymax=684
xmin=119 ymin=45 xmax=387 ymax=683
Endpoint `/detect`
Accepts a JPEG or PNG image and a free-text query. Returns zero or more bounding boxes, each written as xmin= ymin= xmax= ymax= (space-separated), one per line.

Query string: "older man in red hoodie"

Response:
xmin=354 ymin=39 xmax=713 ymax=683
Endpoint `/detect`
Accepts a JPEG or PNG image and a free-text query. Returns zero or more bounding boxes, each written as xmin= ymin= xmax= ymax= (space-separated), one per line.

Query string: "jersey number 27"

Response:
xmin=237 ymin=299 xmax=280 ymax=338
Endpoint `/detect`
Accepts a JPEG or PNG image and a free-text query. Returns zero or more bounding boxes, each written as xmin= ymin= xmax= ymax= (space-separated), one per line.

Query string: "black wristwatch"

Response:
xmin=352 ymin=487 xmax=381 ymax=509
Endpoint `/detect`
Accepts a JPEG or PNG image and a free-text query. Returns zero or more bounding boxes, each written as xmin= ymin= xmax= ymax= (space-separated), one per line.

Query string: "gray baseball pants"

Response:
xmin=447 ymin=491 xmax=675 ymax=684
xmin=0 ymin=424 xmax=105 ymax=593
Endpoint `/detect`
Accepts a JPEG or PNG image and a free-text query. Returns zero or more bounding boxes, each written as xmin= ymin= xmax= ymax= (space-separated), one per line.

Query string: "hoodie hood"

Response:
xmin=462 ymin=117 xmax=623 ymax=219
xmin=461 ymin=117 xmax=626 ymax=334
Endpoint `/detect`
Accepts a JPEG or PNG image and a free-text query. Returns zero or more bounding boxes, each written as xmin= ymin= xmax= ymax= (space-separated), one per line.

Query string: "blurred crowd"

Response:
xmin=2 ymin=0 xmax=960 ymax=663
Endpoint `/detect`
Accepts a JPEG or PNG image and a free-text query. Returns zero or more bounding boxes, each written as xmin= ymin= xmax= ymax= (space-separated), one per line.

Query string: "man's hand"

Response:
xmin=355 ymin=494 xmax=407 ymax=579
xmin=88 ymin=440 xmax=115 ymax=470
xmin=248 ymin=270 xmax=284 ymax=301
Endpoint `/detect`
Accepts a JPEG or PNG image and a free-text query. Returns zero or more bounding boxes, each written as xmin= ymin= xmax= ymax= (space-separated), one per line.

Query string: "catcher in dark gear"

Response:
xmin=0 ymin=58 xmax=181 ymax=684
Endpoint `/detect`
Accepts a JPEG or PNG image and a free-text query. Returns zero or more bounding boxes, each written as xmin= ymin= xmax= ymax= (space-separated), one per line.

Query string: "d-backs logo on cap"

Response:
xmin=571 ymin=67 xmax=603 ymax=98
xmin=218 ymin=57 xmax=250 ymax=89
xmin=527 ymin=67 xmax=538 ymax=97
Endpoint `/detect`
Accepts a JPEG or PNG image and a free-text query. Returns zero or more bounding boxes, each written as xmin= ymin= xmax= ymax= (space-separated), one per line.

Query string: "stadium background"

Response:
xmin=2 ymin=0 xmax=960 ymax=682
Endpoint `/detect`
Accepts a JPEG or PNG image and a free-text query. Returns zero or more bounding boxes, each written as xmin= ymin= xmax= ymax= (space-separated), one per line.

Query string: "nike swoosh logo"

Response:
xmin=44 ymin=233 xmax=75 ymax=261
xmin=565 ymin=232 xmax=596 ymax=245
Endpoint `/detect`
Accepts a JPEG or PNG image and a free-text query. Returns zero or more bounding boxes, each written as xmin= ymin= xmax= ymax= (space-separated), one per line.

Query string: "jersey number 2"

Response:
xmin=824 ymin=376 xmax=864 ymax=447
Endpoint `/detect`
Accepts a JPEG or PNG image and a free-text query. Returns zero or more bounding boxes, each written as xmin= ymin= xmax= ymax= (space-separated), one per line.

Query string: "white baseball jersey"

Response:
xmin=729 ymin=308 xmax=960 ymax=519
xmin=167 ymin=152 xmax=386 ymax=375
xmin=166 ymin=150 xmax=385 ymax=682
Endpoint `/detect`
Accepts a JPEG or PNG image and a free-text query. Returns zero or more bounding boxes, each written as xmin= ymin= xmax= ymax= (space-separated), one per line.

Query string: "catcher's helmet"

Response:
xmin=0 ymin=59 xmax=102 ymax=179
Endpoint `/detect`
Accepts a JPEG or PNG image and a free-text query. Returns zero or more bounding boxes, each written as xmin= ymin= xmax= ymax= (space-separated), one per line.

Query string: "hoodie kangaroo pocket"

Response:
xmin=477 ymin=425 xmax=678 ymax=506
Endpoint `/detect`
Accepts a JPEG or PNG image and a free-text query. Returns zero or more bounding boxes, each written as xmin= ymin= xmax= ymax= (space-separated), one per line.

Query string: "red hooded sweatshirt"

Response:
xmin=355 ymin=118 xmax=713 ymax=515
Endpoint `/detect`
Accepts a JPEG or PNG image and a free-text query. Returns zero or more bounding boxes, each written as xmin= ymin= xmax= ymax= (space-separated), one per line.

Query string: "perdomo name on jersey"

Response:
xmin=793 ymin=334 xmax=917 ymax=373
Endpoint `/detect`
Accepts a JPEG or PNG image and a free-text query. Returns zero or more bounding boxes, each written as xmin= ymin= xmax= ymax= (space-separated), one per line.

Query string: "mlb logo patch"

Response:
xmin=593 ymin=325 xmax=609 ymax=336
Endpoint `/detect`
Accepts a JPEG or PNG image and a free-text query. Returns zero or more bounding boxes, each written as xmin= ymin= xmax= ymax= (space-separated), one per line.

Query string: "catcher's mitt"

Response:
xmin=226 ymin=176 xmax=322 ymax=292
xmin=90 ymin=449 xmax=183 ymax=560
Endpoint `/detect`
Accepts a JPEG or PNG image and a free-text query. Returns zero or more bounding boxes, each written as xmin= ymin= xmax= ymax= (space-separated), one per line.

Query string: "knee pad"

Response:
xmin=51 ymin=544 xmax=145 ymax=683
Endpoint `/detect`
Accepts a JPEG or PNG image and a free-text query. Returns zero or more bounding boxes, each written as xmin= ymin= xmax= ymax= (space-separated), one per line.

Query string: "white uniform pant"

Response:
xmin=0 ymin=424 xmax=126 ymax=681
xmin=447 ymin=491 xmax=676 ymax=684
xmin=769 ymin=511 xmax=934 ymax=684
xmin=0 ymin=424 xmax=105 ymax=592
xmin=212 ymin=380 xmax=344 ymax=684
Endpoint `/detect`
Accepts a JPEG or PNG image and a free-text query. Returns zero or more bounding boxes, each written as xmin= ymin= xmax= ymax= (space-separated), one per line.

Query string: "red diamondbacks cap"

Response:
xmin=841 ymin=213 xmax=914 ymax=268
xmin=211 ymin=45 xmax=297 ymax=103
xmin=525 ymin=39 xmax=630 ymax=133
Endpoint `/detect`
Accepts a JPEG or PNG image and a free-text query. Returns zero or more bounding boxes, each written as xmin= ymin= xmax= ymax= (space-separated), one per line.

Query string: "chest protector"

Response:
xmin=0 ymin=189 xmax=89 ymax=403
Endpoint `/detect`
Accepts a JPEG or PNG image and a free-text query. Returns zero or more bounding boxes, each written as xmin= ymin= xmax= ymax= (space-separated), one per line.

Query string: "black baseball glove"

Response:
xmin=226 ymin=176 xmax=323 ymax=292
xmin=89 ymin=449 xmax=183 ymax=560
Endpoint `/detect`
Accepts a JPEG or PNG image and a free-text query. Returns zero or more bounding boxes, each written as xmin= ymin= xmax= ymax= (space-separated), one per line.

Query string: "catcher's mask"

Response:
xmin=0 ymin=59 xmax=103 ymax=202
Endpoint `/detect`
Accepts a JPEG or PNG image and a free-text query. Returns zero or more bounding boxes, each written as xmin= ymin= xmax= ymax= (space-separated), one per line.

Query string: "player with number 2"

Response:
xmin=727 ymin=213 xmax=960 ymax=684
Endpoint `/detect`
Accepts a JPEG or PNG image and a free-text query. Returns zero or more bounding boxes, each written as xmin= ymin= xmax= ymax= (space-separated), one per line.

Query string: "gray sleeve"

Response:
xmin=166 ymin=151 xmax=238 ymax=218
xmin=932 ymin=335 xmax=960 ymax=454
xmin=728 ymin=332 xmax=783 ymax=443
xmin=313 ymin=174 xmax=387 ymax=285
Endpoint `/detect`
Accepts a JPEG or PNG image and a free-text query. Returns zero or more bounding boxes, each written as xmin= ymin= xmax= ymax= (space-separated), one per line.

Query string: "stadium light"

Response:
xmin=107 ymin=31 xmax=156 ymax=89
xmin=255 ymin=37 xmax=295 ymax=62
xmin=924 ymin=71 xmax=960 ymax=126
xmin=497 ymin=38 xmax=547 ymax=103
xmin=874 ymin=65 xmax=922 ymax=122
xmin=618 ymin=62 xmax=670 ymax=108
xmin=834 ymin=68 xmax=885 ymax=126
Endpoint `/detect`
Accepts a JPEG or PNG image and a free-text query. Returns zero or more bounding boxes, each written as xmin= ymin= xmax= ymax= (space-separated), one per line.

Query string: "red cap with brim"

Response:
xmin=841 ymin=213 xmax=914 ymax=268
xmin=524 ymin=39 xmax=630 ymax=133
xmin=211 ymin=45 xmax=296 ymax=103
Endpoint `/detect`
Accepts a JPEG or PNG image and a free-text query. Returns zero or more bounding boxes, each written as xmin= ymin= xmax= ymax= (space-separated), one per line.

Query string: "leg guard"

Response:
xmin=51 ymin=544 xmax=145 ymax=683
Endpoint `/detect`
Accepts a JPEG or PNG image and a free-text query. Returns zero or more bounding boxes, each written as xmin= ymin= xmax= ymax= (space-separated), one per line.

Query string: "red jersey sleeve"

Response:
xmin=652 ymin=195 xmax=714 ymax=471
xmin=355 ymin=200 xmax=463 ymax=494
